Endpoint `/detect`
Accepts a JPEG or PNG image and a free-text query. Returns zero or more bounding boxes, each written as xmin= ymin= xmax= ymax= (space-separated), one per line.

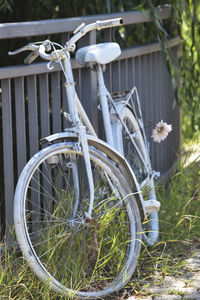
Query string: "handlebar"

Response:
xmin=96 ymin=18 xmax=123 ymax=29
xmin=8 ymin=18 xmax=123 ymax=63
xmin=67 ymin=18 xmax=123 ymax=51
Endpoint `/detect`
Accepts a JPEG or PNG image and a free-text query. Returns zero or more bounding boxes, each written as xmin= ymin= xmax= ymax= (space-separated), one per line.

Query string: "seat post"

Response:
xmin=96 ymin=64 xmax=114 ymax=147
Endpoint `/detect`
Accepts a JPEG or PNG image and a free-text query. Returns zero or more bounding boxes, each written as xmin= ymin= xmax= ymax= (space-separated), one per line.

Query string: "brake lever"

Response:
xmin=8 ymin=43 xmax=39 ymax=56
xmin=24 ymin=51 xmax=40 ymax=64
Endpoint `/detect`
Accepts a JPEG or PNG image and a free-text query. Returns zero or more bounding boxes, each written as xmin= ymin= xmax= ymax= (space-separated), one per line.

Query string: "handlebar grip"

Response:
xmin=96 ymin=18 xmax=123 ymax=30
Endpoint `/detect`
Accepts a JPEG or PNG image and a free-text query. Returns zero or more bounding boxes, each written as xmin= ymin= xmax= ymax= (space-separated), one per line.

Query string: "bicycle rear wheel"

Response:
xmin=112 ymin=106 xmax=159 ymax=246
xmin=14 ymin=141 xmax=142 ymax=299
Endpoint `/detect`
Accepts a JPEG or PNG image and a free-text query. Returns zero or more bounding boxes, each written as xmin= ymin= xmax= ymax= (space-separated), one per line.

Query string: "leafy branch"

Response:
xmin=147 ymin=0 xmax=181 ymax=107
xmin=0 ymin=0 xmax=13 ymax=13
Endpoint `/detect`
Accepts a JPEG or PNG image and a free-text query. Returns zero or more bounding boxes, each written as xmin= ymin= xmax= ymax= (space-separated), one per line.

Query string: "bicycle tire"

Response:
xmin=14 ymin=141 xmax=142 ymax=299
xmin=112 ymin=106 xmax=159 ymax=246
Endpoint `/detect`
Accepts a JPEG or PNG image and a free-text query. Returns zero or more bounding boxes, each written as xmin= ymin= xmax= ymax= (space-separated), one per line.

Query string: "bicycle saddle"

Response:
xmin=76 ymin=42 xmax=121 ymax=66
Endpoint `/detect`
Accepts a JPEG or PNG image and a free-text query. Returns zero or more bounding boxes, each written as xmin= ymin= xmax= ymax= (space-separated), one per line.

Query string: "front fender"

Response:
xmin=41 ymin=131 xmax=146 ymax=219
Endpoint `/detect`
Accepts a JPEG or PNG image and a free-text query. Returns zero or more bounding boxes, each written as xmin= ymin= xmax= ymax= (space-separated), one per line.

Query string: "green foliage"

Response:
xmin=179 ymin=1 xmax=200 ymax=138
xmin=147 ymin=0 xmax=180 ymax=108
xmin=159 ymin=159 xmax=200 ymax=242
xmin=0 ymin=0 xmax=147 ymax=22
xmin=145 ymin=0 xmax=200 ymax=138
xmin=0 ymin=0 xmax=13 ymax=13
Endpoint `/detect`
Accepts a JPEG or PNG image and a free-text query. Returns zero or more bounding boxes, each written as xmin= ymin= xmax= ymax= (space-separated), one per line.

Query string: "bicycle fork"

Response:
xmin=78 ymin=125 xmax=94 ymax=220
xmin=69 ymin=127 xmax=95 ymax=222
xmin=65 ymin=123 xmax=95 ymax=223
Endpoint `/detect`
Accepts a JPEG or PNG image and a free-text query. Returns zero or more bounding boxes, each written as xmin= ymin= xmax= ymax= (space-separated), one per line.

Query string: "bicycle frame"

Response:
xmin=61 ymin=52 xmax=155 ymax=218
xmin=11 ymin=18 xmax=159 ymax=224
xmin=9 ymin=17 xmax=153 ymax=220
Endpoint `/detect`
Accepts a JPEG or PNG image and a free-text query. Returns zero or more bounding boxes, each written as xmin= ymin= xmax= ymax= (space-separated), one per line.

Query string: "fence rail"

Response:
xmin=0 ymin=6 xmax=172 ymax=39
xmin=0 ymin=6 xmax=181 ymax=241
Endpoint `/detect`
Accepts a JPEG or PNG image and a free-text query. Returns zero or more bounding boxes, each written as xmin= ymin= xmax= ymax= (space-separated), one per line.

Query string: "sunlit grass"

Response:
xmin=0 ymin=247 xmax=54 ymax=299
xmin=127 ymin=145 xmax=200 ymax=296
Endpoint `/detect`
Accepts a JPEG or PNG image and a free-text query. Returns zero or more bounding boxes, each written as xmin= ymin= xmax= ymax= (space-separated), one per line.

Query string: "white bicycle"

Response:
xmin=10 ymin=18 xmax=160 ymax=299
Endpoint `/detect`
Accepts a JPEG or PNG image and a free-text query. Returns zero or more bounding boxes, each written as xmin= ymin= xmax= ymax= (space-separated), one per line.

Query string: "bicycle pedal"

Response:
xmin=152 ymin=170 xmax=160 ymax=178
xmin=144 ymin=200 xmax=160 ymax=214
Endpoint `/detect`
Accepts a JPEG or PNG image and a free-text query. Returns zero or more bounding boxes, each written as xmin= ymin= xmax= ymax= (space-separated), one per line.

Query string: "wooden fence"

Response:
xmin=0 ymin=6 xmax=181 ymax=240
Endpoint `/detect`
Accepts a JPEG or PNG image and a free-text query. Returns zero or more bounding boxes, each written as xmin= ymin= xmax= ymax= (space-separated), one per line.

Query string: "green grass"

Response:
xmin=1 ymin=145 xmax=200 ymax=299
xmin=0 ymin=249 xmax=54 ymax=299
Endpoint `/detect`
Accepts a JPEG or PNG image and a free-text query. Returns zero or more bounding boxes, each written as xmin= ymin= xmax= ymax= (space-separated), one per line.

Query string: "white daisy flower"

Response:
xmin=152 ymin=120 xmax=172 ymax=143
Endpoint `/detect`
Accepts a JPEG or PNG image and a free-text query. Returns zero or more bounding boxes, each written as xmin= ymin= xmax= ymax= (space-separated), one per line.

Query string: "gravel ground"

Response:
xmin=126 ymin=247 xmax=200 ymax=299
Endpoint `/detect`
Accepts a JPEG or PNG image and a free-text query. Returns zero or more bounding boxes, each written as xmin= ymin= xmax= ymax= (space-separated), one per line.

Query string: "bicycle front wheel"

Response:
xmin=14 ymin=141 xmax=142 ymax=299
xmin=112 ymin=106 xmax=159 ymax=246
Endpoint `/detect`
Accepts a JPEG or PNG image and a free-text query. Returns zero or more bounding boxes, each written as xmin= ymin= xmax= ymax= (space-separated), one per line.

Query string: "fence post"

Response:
xmin=2 ymin=79 xmax=14 ymax=243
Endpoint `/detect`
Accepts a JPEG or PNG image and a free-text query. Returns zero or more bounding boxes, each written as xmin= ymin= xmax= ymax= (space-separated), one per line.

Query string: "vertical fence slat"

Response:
xmin=163 ymin=53 xmax=169 ymax=173
xmin=51 ymin=72 xmax=61 ymax=133
xmin=140 ymin=55 xmax=147 ymax=134
xmin=160 ymin=52 xmax=165 ymax=173
xmin=14 ymin=77 xmax=27 ymax=176
xmin=127 ymin=58 xmax=133 ymax=89
xmin=38 ymin=74 xmax=52 ymax=211
xmin=27 ymin=75 xmax=40 ymax=228
xmin=150 ymin=53 xmax=156 ymax=169
xmin=103 ymin=28 xmax=112 ymax=42
xmin=148 ymin=53 xmax=155 ymax=167
xmin=2 ymin=79 xmax=14 ymax=238
xmin=79 ymin=31 xmax=98 ymax=132
xmin=39 ymin=73 xmax=50 ymax=138
xmin=117 ymin=61 xmax=121 ymax=92
xmin=120 ymin=60 xmax=126 ymax=91
xmin=27 ymin=75 xmax=39 ymax=157
xmin=73 ymin=69 xmax=80 ymax=97
xmin=112 ymin=61 xmax=119 ymax=93
xmin=134 ymin=56 xmax=139 ymax=95
xmin=155 ymin=52 xmax=161 ymax=172
xmin=143 ymin=54 xmax=149 ymax=139
xmin=103 ymin=28 xmax=113 ymax=92
xmin=138 ymin=56 xmax=142 ymax=98
xmin=166 ymin=56 xmax=171 ymax=171
xmin=104 ymin=63 xmax=112 ymax=92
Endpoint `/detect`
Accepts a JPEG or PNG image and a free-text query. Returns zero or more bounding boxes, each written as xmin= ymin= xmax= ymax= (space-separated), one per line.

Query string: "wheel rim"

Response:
xmin=122 ymin=108 xmax=147 ymax=184
xmin=15 ymin=143 xmax=140 ymax=298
